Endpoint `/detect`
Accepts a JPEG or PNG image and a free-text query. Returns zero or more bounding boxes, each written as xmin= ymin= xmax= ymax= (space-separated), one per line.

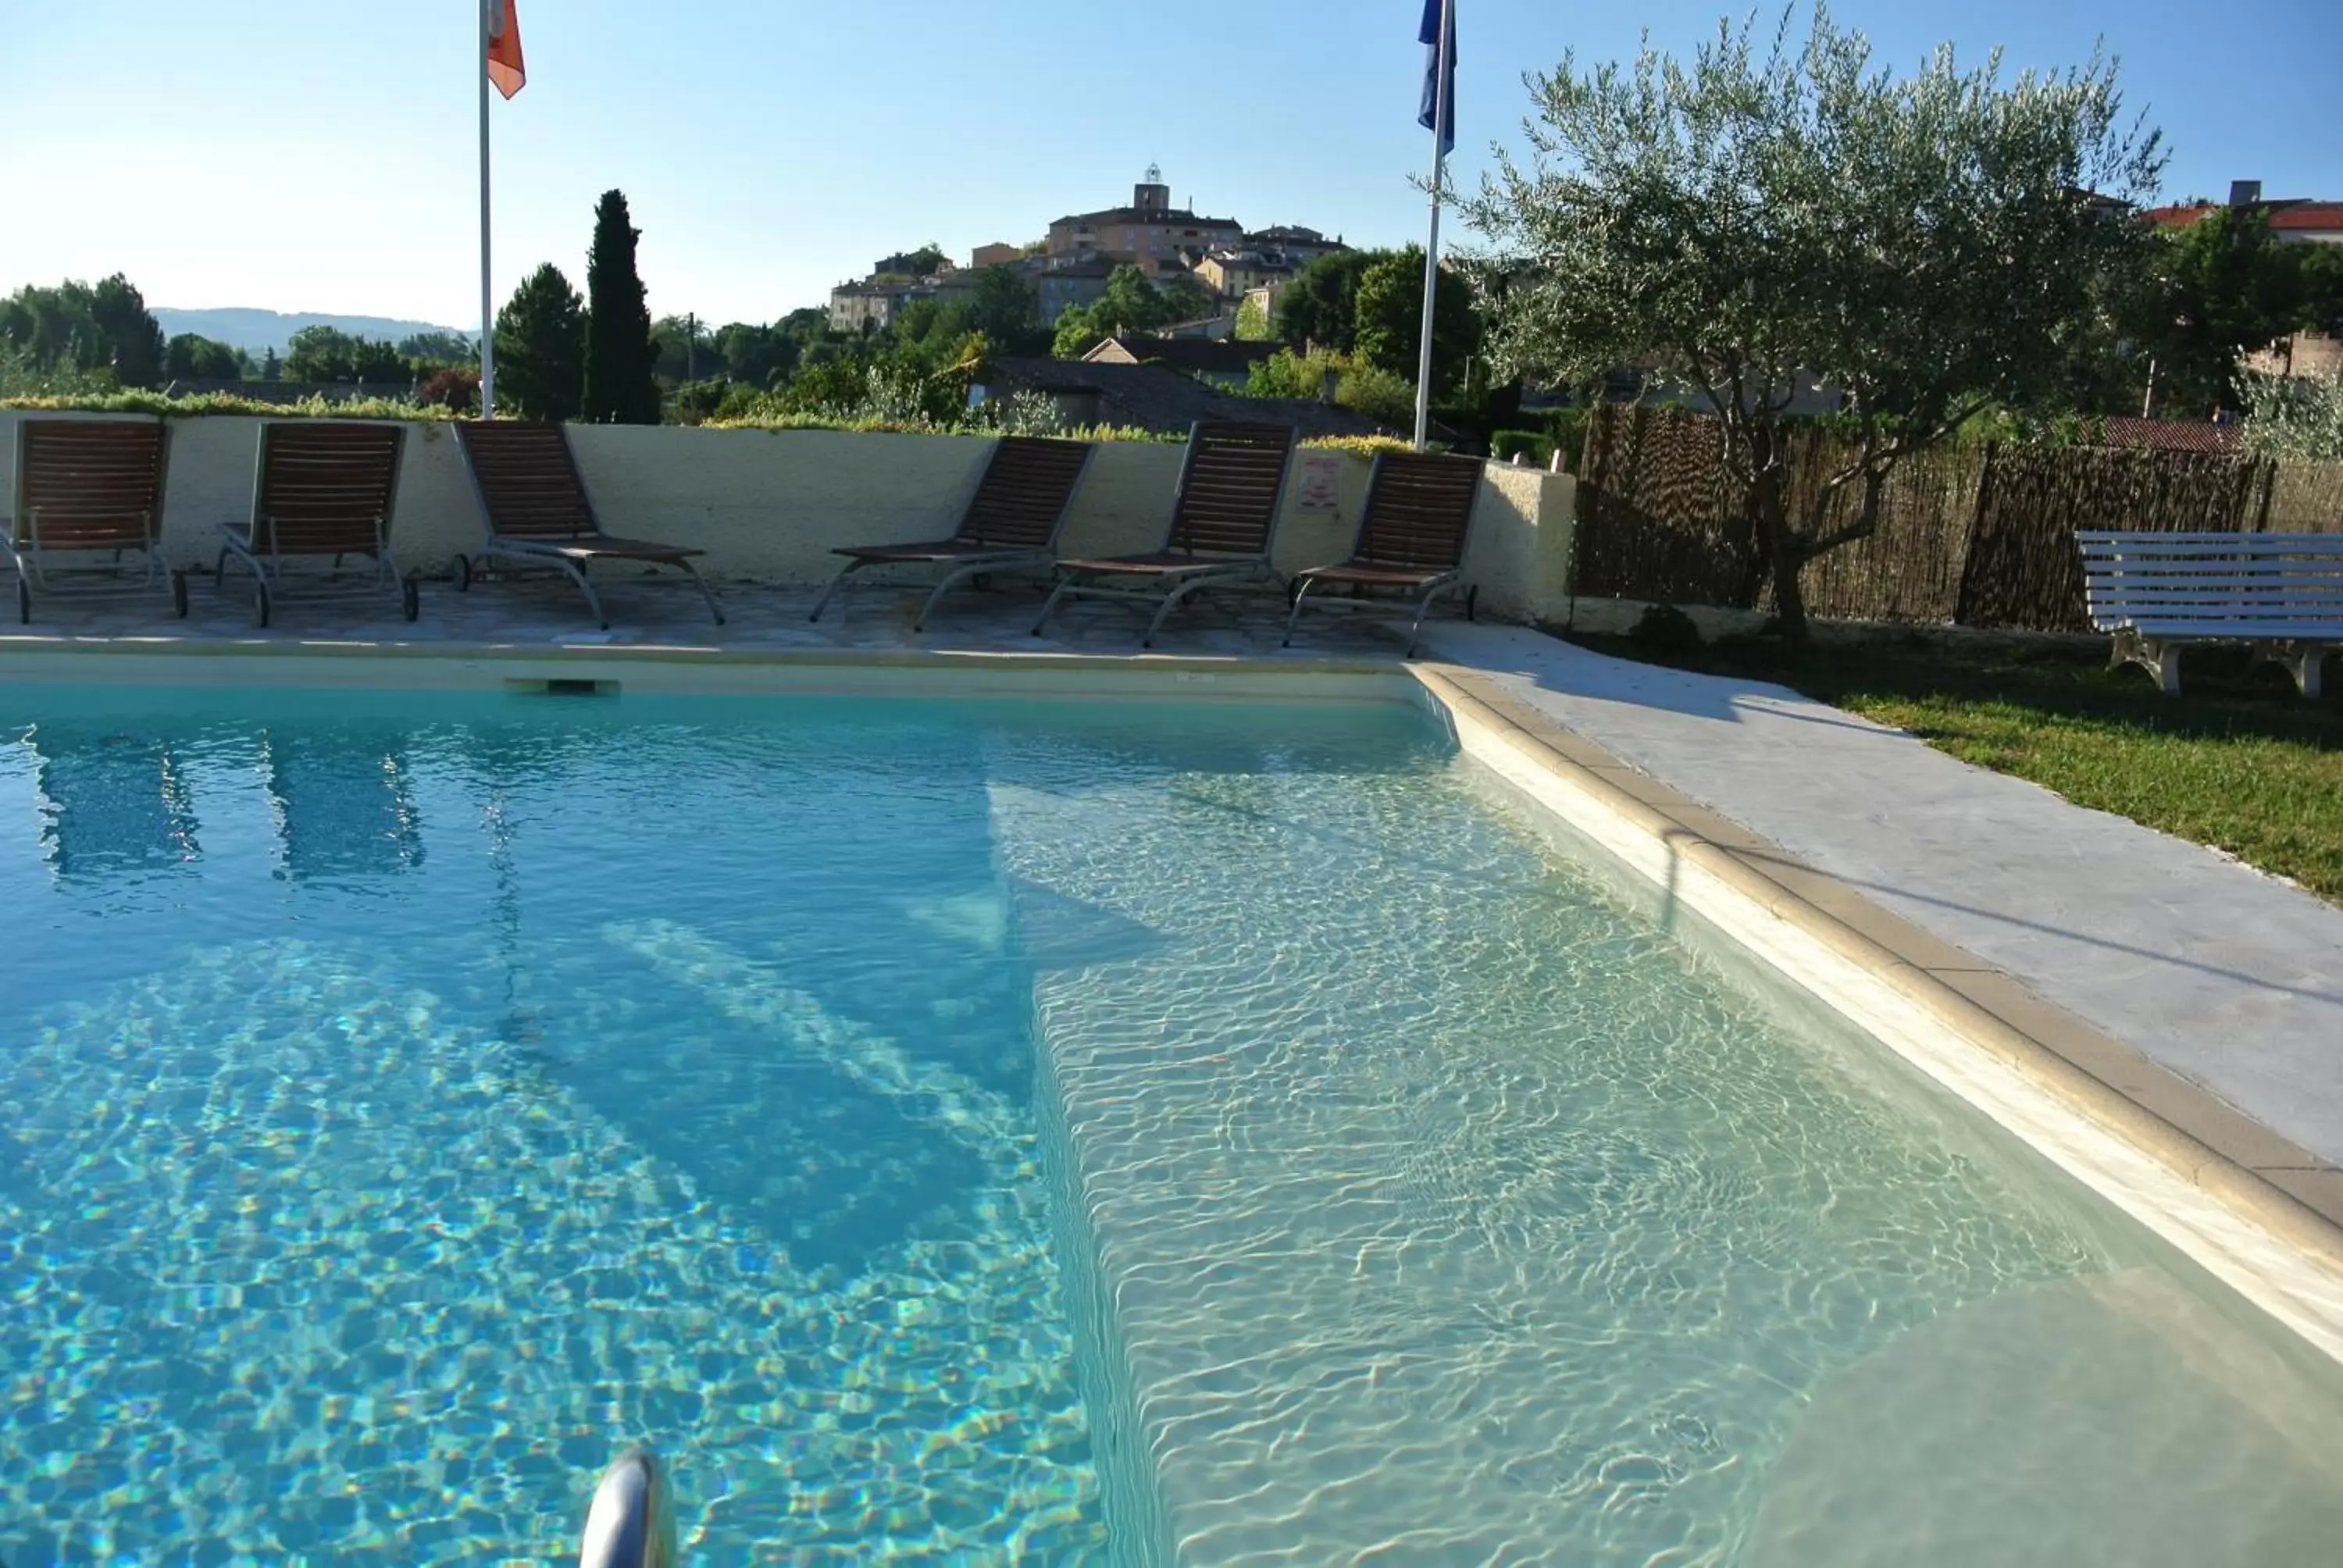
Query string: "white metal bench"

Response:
xmin=2077 ymin=530 xmax=2343 ymax=697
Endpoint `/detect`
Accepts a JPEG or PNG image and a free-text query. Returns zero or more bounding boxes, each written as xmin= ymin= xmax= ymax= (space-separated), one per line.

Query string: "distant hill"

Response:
xmin=152 ymin=307 xmax=472 ymax=357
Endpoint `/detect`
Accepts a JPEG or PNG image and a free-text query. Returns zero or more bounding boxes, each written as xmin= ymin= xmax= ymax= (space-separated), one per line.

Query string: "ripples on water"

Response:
xmin=0 ymin=686 xmax=2337 ymax=1565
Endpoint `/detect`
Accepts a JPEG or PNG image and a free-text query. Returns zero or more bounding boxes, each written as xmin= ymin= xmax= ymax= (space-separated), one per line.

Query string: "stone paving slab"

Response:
xmin=0 ymin=569 xmax=1403 ymax=662
xmin=1416 ymin=622 xmax=2343 ymax=1171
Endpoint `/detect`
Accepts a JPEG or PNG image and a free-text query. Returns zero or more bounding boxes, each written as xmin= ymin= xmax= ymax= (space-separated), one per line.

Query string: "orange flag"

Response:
xmin=487 ymin=0 xmax=526 ymax=98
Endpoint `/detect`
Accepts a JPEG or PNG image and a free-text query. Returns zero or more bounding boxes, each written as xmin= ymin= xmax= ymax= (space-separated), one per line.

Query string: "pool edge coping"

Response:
xmin=0 ymin=632 xmax=1401 ymax=678
xmin=1409 ymin=661 xmax=2343 ymax=1294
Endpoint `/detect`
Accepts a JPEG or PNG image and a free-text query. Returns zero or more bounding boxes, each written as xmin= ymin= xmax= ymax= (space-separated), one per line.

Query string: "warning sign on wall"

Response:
xmin=1296 ymin=452 xmax=1344 ymax=513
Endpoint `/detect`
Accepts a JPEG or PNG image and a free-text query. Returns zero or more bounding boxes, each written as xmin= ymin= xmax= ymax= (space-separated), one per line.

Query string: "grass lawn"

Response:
xmin=1567 ymin=625 xmax=2343 ymax=902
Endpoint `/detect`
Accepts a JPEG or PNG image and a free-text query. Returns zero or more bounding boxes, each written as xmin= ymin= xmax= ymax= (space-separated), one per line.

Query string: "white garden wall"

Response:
xmin=0 ymin=414 xmax=1575 ymax=623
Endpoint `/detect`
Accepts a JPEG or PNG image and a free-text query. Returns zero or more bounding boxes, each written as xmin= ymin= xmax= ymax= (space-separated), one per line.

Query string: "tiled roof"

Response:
xmin=1085 ymin=336 xmax=1282 ymax=376
xmin=2094 ymin=416 xmax=2243 ymax=454
xmin=983 ymin=356 xmax=1394 ymax=440
xmin=1054 ymin=206 xmax=1243 ymax=230
xmin=2144 ymin=200 xmax=2343 ymax=234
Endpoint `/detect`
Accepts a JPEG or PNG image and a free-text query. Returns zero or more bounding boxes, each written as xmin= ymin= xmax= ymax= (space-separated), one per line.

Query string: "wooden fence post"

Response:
xmin=1952 ymin=440 xmax=1999 ymax=625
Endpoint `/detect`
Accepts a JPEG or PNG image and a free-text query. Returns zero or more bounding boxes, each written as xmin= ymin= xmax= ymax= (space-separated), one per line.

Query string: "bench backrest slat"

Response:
xmin=2074 ymin=530 xmax=2343 ymax=633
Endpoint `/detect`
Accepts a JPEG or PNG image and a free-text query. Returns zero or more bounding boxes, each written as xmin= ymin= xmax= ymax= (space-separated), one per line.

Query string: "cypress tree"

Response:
xmin=581 ymin=190 xmax=659 ymax=424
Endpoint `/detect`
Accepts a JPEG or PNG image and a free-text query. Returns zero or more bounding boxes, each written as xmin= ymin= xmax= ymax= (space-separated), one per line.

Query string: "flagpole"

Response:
xmin=478 ymin=0 xmax=496 ymax=418
xmin=1411 ymin=0 xmax=1453 ymax=451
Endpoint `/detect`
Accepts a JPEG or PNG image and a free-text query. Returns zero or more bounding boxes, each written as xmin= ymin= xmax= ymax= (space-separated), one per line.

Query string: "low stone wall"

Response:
xmin=0 ymin=414 xmax=1575 ymax=622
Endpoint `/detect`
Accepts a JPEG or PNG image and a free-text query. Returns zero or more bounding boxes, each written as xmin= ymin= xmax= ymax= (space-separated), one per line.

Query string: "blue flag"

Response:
xmin=1419 ymin=0 xmax=1457 ymax=156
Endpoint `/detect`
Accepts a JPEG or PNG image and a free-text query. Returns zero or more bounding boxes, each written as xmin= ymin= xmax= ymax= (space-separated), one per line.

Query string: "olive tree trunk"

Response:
xmin=1747 ymin=465 xmax=1813 ymax=646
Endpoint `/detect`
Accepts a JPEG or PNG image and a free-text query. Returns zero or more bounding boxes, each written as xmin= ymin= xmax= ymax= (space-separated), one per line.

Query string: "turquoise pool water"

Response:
xmin=2 ymin=682 xmax=2338 ymax=1566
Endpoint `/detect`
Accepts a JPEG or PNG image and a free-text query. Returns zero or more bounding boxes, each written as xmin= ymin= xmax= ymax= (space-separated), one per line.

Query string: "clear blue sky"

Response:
xmin=2 ymin=1 xmax=2335 ymax=333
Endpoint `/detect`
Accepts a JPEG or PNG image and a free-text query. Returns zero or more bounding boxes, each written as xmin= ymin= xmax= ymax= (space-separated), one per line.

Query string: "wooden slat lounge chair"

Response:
xmin=1284 ymin=450 xmax=1485 ymax=657
xmin=1030 ymin=419 xmax=1299 ymax=647
xmin=808 ymin=435 xmax=1096 ymax=630
xmin=4 ymin=416 xmax=184 ymax=624
xmin=451 ymin=421 xmax=723 ymax=629
xmin=217 ymin=420 xmax=415 ymax=628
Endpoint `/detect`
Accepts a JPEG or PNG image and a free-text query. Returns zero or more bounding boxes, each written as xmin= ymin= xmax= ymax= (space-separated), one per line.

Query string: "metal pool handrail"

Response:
xmin=577 ymin=1445 xmax=677 ymax=1568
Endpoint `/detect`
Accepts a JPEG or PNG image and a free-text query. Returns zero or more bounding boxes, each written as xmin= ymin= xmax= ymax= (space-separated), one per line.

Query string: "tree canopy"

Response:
xmin=2132 ymin=208 xmax=2343 ymax=415
xmin=1351 ymin=246 xmax=1481 ymax=395
xmin=582 ymin=189 xmax=661 ymax=424
xmin=2242 ymin=370 xmax=2343 ymax=463
xmin=397 ymin=331 xmax=477 ymax=365
xmin=163 ymin=333 xmax=242 ymax=381
xmin=1460 ymin=4 xmax=2164 ymax=640
xmin=1050 ymin=265 xmax=1211 ymax=358
xmin=495 ymin=262 xmax=587 ymax=421
xmin=960 ymin=265 xmax=1049 ymax=355
xmin=712 ymin=320 xmax=800 ymax=390
xmin=1271 ymin=249 xmax=1388 ymax=355
xmin=0 ymin=275 xmax=166 ymax=387
xmin=284 ymin=326 xmax=405 ymax=383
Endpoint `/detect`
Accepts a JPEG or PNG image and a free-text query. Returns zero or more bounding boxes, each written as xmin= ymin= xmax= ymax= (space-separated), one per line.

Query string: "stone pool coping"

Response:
xmin=1413 ymin=662 xmax=2343 ymax=1358
xmin=6 ymin=625 xmax=2341 ymax=1355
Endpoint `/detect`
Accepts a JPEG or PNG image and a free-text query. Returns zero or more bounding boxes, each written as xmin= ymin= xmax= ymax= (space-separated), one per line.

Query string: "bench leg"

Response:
xmin=808 ymin=559 xmax=864 ymax=624
xmin=1030 ymin=574 xmax=1076 ymax=637
xmin=2152 ymin=639 xmax=2181 ymax=695
xmin=551 ymin=555 xmax=609 ymax=631
xmin=913 ymin=560 xmax=1004 ymax=633
xmin=2252 ymin=640 xmax=2327 ymax=700
xmin=2112 ymin=629 xmax=2182 ymax=695
xmin=676 ymin=558 xmax=726 ymax=626
xmin=1143 ymin=578 xmax=1212 ymax=648
xmin=1282 ymin=575 xmax=1322 ymax=647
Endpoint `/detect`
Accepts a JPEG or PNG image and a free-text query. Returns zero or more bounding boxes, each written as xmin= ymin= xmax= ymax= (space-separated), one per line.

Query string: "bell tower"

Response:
xmin=1134 ymin=162 xmax=1171 ymax=217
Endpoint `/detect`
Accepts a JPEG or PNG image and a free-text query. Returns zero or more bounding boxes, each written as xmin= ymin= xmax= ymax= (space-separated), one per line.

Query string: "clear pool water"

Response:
xmin=1 ymin=682 xmax=2338 ymax=1566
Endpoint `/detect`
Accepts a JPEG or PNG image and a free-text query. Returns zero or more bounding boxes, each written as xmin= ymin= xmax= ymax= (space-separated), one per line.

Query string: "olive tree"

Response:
xmin=1460 ymin=6 xmax=2164 ymax=640
xmin=2241 ymin=371 xmax=2343 ymax=464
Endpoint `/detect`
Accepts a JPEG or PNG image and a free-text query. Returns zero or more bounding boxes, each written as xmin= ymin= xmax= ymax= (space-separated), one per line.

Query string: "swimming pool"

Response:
xmin=2 ymin=679 xmax=2338 ymax=1565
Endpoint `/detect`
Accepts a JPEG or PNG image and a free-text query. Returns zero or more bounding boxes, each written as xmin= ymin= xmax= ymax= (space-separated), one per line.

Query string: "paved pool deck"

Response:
xmin=0 ymin=568 xmax=1393 ymax=661
xmin=7 ymin=573 xmax=2339 ymax=1225
xmin=1414 ymin=622 xmax=2343 ymax=1212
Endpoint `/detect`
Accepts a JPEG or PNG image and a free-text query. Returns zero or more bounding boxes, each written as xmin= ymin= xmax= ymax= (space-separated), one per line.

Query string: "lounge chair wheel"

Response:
xmin=172 ymin=571 xmax=189 ymax=619
xmin=15 ymin=579 xmax=27 ymax=625
xmin=451 ymin=554 xmax=472 ymax=593
xmin=401 ymin=576 xmax=420 ymax=622
xmin=253 ymin=583 xmax=271 ymax=629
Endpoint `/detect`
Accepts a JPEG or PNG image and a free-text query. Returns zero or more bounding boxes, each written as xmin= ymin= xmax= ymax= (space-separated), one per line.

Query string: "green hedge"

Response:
xmin=2 ymin=394 xmax=1414 ymax=454
xmin=1490 ymin=428 xmax=1556 ymax=468
xmin=0 ymin=390 xmax=462 ymax=421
